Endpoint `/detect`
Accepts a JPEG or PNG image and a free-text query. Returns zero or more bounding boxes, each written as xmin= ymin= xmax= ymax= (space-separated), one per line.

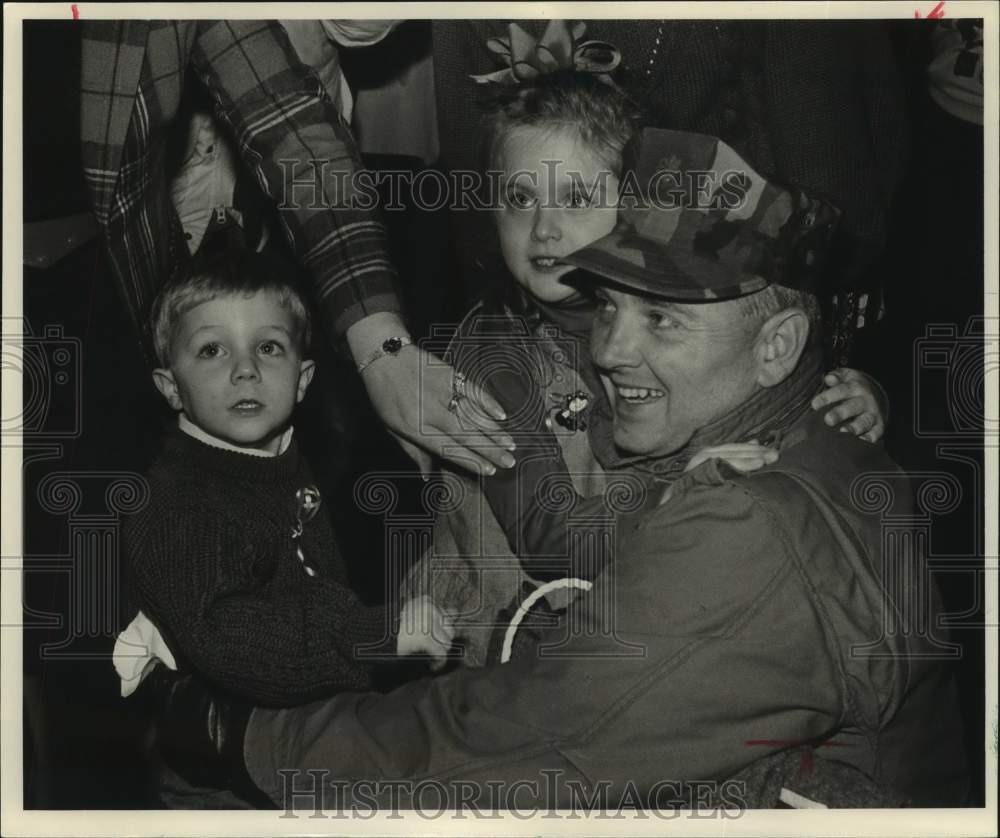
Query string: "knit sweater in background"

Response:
xmin=124 ymin=428 xmax=397 ymax=707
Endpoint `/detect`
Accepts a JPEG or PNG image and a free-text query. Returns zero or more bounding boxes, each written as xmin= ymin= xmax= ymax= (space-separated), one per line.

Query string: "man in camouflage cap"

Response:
xmin=147 ymin=130 xmax=968 ymax=810
xmin=563 ymin=127 xmax=844 ymax=466
xmin=556 ymin=128 xmax=968 ymax=804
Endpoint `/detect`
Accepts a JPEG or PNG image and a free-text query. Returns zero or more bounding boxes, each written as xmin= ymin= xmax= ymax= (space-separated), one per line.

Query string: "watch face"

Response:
xmin=383 ymin=337 xmax=404 ymax=353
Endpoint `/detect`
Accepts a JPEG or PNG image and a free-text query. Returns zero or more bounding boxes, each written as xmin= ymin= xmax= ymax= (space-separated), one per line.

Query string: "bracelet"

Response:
xmin=356 ymin=336 xmax=413 ymax=374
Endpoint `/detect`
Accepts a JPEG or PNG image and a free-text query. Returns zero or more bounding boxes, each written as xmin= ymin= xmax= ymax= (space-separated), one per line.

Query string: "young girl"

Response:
xmin=402 ymin=65 xmax=886 ymax=666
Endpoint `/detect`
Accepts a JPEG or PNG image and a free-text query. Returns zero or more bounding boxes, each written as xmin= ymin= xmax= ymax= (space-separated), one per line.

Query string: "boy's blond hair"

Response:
xmin=151 ymin=243 xmax=312 ymax=368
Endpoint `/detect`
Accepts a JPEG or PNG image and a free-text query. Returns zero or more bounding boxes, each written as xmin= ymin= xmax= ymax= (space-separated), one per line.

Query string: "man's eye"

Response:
xmin=566 ymin=189 xmax=593 ymax=209
xmin=648 ymin=311 xmax=678 ymax=330
xmin=197 ymin=343 xmax=223 ymax=359
xmin=258 ymin=340 xmax=284 ymax=356
xmin=595 ymin=295 xmax=616 ymax=316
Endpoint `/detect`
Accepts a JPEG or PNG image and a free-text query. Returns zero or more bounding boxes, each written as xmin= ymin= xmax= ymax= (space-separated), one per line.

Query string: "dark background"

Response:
xmin=19 ymin=20 xmax=987 ymax=807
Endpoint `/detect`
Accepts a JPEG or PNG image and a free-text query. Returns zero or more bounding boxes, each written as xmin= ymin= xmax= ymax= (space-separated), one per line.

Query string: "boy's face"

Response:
xmin=498 ymin=125 xmax=620 ymax=304
xmin=153 ymin=291 xmax=314 ymax=454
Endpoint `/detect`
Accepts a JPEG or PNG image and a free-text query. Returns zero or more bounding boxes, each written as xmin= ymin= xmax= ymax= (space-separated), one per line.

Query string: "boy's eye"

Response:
xmin=197 ymin=343 xmax=223 ymax=359
xmin=258 ymin=340 xmax=284 ymax=356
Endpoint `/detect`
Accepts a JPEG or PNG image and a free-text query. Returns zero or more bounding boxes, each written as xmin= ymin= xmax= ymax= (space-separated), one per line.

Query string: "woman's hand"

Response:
xmin=362 ymin=345 xmax=517 ymax=477
xmin=811 ymin=368 xmax=886 ymax=443
xmin=349 ymin=313 xmax=516 ymax=477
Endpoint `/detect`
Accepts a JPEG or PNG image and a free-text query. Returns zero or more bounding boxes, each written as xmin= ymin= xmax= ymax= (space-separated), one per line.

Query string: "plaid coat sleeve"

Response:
xmin=81 ymin=20 xmax=187 ymax=357
xmin=81 ymin=20 xmax=401 ymax=357
xmin=188 ymin=21 xmax=401 ymax=340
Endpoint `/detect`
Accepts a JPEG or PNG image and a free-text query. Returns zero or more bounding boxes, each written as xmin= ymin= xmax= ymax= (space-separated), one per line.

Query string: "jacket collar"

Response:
xmin=589 ymin=350 xmax=825 ymax=484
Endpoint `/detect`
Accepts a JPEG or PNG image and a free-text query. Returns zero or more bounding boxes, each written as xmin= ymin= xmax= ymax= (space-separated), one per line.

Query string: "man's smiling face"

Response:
xmin=590 ymin=285 xmax=763 ymax=458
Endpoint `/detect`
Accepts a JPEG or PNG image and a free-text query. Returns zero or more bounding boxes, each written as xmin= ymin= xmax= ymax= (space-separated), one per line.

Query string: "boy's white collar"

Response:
xmin=178 ymin=414 xmax=293 ymax=457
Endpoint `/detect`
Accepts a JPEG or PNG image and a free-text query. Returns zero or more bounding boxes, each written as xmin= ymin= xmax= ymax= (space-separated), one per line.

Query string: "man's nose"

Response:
xmin=592 ymin=313 xmax=640 ymax=371
xmin=231 ymin=352 xmax=261 ymax=383
xmin=530 ymin=206 xmax=562 ymax=243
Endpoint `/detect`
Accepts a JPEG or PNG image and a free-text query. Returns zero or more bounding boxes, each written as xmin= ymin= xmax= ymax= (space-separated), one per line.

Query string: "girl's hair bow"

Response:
xmin=470 ymin=20 xmax=622 ymax=86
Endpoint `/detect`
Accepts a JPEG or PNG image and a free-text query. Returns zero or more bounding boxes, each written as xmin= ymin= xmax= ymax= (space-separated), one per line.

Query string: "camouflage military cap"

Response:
xmin=564 ymin=128 xmax=841 ymax=301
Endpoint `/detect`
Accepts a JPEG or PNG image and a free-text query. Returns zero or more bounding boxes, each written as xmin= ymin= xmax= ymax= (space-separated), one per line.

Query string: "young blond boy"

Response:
xmin=117 ymin=244 xmax=449 ymax=709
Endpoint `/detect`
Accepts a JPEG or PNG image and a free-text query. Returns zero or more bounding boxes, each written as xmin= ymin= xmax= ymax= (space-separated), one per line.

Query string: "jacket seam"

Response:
xmin=744 ymin=471 xmax=883 ymax=770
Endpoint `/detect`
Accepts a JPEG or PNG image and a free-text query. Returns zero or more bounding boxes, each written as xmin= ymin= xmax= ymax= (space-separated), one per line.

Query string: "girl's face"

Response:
xmin=497 ymin=125 xmax=620 ymax=304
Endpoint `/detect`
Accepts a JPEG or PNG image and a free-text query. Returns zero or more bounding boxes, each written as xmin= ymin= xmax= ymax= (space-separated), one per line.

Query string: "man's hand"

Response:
xmin=396 ymin=595 xmax=455 ymax=670
xmin=686 ymin=442 xmax=779 ymax=473
xmin=810 ymin=368 xmax=886 ymax=443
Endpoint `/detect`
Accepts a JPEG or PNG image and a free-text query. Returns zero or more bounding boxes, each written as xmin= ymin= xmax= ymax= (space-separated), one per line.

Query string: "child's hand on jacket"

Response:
xmin=396 ymin=595 xmax=455 ymax=670
xmin=810 ymin=368 xmax=887 ymax=443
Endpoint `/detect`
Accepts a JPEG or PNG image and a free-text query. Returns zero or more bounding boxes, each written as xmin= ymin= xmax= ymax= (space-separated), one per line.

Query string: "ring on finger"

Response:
xmin=453 ymin=371 xmax=467 ymax=398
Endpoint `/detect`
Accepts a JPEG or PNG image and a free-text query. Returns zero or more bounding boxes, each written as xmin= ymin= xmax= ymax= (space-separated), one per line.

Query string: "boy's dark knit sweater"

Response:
xmin=124 ymin=427 xmax=397 ymax=707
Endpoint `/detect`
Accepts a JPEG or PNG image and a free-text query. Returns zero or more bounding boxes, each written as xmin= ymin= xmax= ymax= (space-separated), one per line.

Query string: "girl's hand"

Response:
xmin=685 ymin=442 xmax=779 ymax=473
xmin=811 ymin=368 xmax=886 ymax=443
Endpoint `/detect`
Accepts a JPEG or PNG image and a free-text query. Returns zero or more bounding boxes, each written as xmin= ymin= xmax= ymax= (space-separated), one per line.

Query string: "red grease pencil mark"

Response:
xmin=71 ymin=4 xmax=79 ymax=18
xmin=744 ymin=739 xmax=850 ymax=777
xmin=915 ymin=1 xmax=946 ymax=18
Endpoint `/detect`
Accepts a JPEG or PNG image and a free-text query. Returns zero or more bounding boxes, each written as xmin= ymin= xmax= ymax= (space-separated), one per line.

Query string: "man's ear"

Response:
xmin=754 ymin=308 xmax=811 ymax=388
xmin=296 ymin=359 xmax=316 ymax=402
xmin=152 ymin=368 xmax=184 ymax=411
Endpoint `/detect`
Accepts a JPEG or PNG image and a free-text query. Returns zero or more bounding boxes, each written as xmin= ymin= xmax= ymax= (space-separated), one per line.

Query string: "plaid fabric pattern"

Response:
xmin=565 ymin=128 xmax=841 ymax=301
xmin=81 ymin=20 xmax=400 ymax=359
